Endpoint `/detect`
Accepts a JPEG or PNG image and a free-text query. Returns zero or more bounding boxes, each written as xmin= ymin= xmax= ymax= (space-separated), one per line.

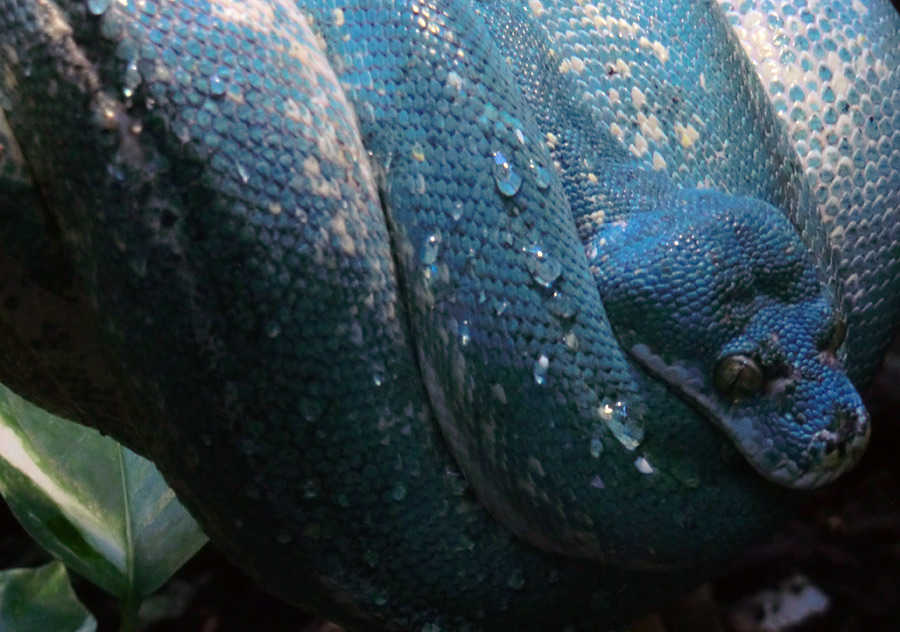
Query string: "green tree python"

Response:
xmin=0 ymin=0 xmax=899 ymax=629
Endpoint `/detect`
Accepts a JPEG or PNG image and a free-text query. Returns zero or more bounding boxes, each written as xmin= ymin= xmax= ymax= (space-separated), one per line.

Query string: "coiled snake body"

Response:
xmin=0 ymin=0 xmax=899 ymax=630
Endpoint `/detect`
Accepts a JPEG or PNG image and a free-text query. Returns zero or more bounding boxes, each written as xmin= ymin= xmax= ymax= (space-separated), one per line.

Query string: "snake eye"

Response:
xmin=714 ymin=354 xmax=764 ymax=401
xmin=816 ymin=313 xmax=847 ymax=353
xmin=829 ymin=315 xmax=847 ymax=351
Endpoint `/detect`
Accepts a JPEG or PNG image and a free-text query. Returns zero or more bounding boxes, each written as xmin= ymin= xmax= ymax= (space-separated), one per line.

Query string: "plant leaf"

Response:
xmin=0 ymin=561 xmax=97 ymax=632
xmin=0 ymin=384 xmax=207 ymax=599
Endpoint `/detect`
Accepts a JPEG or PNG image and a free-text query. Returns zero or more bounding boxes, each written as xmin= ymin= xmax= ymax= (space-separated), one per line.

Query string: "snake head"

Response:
xmin=591 ymin=189 xmax=870 ymax=490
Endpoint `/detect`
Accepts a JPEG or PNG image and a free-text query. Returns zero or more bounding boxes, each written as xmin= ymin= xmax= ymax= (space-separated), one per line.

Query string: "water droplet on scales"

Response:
xmin=506 ymin=570 xmax=526 ymax=590
xmin=598 ymin=400 xmax=643 ymax=450
xmin=122 ymin=61 xmax=142 ymax=98
xmin=458 ymin=320 xmax=471 ymax=346
xmin=634 ymin=456 xmax=655 ymax=475
xmin=492 ymin=151 xmax=522 ymax=197
xmin=533 ymin=354 xmax=550 ymax=385
xmin=391 ymin=482 xmax=408 ymax=501
xmin=526 ymin=244 xmax=562 ymax=288
xmin=528 ymin=158 xmax=551 ymax=189
xmin=421 ymin=232 xmax=441 ymax=265
xmin=547 ymin=290 xmax=576 ymax=319
xmin=87 ymin=0 xmax=111 ymax=16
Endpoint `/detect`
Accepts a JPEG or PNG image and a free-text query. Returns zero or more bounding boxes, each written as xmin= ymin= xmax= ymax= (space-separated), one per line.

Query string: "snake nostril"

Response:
xmin=821 ymin=433 xmax=847 ymax=457
xmin=818 ymin=405 xmax=868 ymax=457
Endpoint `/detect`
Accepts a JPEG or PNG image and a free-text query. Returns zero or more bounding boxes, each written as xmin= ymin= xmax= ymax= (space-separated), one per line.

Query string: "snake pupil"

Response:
xmin=714 ymin=354 xmax=764 ymax=401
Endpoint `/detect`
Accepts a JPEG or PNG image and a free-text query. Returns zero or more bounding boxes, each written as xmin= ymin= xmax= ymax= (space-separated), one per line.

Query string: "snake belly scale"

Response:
xmin=0 ymin=0 xmax=898 ymax=631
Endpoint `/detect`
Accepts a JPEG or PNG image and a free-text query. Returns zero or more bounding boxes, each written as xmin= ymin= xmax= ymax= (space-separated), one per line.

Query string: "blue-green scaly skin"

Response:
xmin=591 ymin=191 xmax=867 ymax=488
xmin=0 ymin=0 xmax=898 ymax=631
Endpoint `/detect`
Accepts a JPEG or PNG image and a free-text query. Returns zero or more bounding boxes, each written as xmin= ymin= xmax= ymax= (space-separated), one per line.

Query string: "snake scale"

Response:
xmin=0 ymin=0 xmax=899 ymax=629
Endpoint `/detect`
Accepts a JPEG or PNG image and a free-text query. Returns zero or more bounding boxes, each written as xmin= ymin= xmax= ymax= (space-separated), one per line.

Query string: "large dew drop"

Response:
xmin=526 ymin=244 xmax=562 ymax=288
xmin=598 ymin=399 xmax=643 ymax=450
xmin=420 ymin=231 xmax=441 ymax=265
xmin=492 ymin=151 xmax=523 ymax=197
xmin=547 ymin=290 xmax=577 ymax=319
xmin=528 ymin=158 xmax=552 ymax=190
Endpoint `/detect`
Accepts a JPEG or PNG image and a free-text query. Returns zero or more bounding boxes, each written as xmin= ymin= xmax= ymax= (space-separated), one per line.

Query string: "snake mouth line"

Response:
xmin=628 ymin=342 xmax=870 ymax=490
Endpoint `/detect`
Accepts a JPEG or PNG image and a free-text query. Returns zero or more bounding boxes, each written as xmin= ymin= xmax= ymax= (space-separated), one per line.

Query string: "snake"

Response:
xmin=0 ymin=0 xmax=899 ymax=630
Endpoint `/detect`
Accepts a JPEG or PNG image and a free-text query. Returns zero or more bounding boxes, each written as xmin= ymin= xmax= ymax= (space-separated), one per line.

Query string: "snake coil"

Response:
xmin=0 ymin=0 xmax=898 ymax=630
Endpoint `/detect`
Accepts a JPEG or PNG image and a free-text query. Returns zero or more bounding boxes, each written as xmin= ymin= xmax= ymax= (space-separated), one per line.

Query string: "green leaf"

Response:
xmin=0 ymin=384 xmax=207 ymax=600
xmin=0 ymin=561 xmax=97 ymax=632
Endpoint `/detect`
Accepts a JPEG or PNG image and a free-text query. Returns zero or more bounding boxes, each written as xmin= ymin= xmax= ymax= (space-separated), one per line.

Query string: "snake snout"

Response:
xmin=766 ymin=397 xmax=871 ymax=490
xmin=807 ymin=402 xmax=870 ymax=471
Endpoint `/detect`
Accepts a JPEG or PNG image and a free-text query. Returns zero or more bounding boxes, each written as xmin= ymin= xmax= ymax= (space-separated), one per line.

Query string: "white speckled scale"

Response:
xmin=721 ymin=0 xmax=900 ymax=383
xmin=526 ymin=0 xmax=900 ymax=384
